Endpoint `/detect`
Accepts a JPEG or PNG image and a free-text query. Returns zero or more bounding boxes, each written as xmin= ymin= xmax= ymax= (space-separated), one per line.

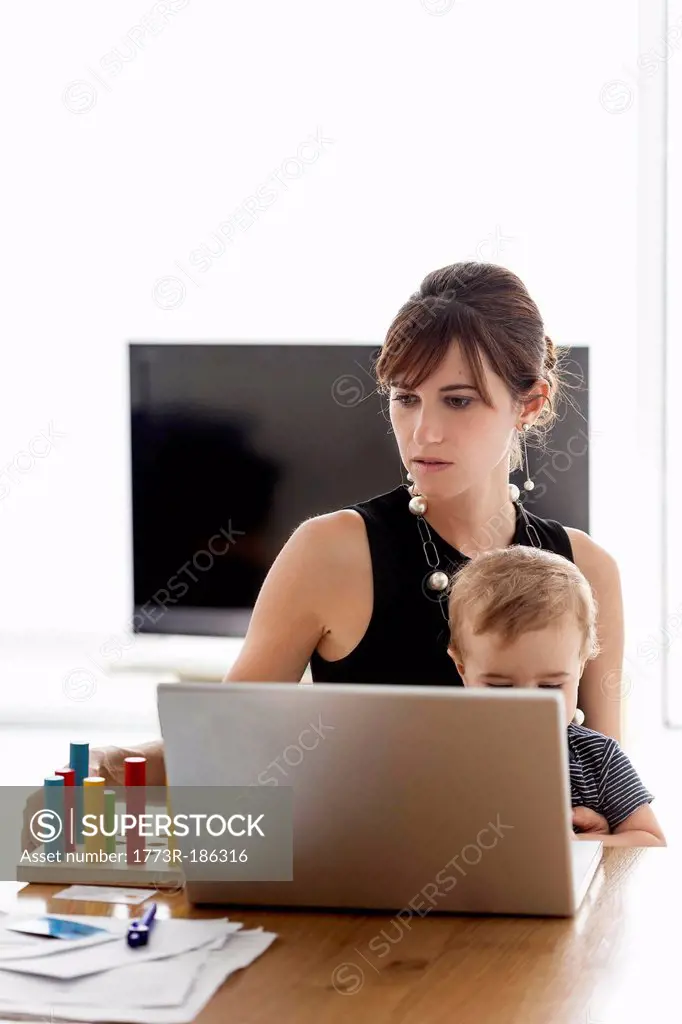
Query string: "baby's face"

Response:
xmin=449 ymin=613 xmax=584 ymax=726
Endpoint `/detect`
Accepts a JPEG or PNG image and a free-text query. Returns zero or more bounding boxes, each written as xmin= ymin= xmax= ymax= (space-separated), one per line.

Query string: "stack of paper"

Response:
xmin=0 ymin=913 xmax=277 ymax=1023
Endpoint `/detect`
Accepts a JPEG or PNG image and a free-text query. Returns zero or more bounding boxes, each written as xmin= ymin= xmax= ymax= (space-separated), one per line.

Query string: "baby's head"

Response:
xmin=447 ymin=546 xmax=600 ymax=725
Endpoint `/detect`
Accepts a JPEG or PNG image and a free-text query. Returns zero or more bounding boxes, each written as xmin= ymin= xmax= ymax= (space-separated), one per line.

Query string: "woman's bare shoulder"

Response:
xmin=295 ymin=507 xmax=368 ymax=564
xmin=564 ymin=527 xmax=619 ymax=576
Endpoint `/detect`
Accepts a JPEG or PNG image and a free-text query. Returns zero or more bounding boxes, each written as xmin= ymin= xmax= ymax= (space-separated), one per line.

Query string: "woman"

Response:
xmin=94 ymin=262 xmax=624 ymax=785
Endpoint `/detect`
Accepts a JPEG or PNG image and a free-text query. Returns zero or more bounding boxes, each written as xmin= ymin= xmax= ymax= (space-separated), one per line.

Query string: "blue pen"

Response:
xmin=127 ymin=902 xmax=157 ymax=949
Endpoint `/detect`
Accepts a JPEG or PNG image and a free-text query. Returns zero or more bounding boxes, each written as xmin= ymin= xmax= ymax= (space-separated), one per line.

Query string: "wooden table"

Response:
xmin=6 ymin=848 xmax=676 ymax=1023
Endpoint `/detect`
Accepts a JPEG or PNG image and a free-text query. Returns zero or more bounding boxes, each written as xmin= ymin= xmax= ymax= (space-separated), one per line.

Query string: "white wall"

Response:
xmin=664 ymin=0 xmax=682 ymax=726
xmin=2 ymin=3 xmax=642 ymax=663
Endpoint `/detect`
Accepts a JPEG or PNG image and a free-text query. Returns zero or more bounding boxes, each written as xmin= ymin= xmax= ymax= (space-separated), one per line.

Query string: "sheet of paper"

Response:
xmin=0 ymin=928 xmax=277 ymax=1024
xmin=0 ymin=946 xmax=216 ymax=1009
xmin=2 ymin=917 xmax=242 ymax=979
xmin=0 ymin=916 xmax=118 ymax=962
xmin=53 ymin=885 xmax=158 ymax=905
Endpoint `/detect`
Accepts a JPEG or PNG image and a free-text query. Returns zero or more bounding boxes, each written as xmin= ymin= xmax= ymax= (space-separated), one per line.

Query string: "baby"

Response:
xmin=446 ymin=545 xmax=665 ymax=847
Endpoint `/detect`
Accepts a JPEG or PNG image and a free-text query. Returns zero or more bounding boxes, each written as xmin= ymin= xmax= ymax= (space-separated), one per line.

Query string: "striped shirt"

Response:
xmin=568 ymin=723 xmax=654 ymax=831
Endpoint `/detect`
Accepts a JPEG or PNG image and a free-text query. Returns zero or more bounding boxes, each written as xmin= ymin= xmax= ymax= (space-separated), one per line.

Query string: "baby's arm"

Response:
xmin=597 ymin=740 xmax=666 ymax=846
xmin=604 ymin=804 xmax=666 ymax=846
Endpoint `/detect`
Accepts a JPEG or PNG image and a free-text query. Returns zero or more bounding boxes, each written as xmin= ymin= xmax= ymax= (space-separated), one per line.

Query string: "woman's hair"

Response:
xmin=374 ymin=262 xmax=569 ymax=471
xmin=447 ymin=546 xmax=600 ymax=664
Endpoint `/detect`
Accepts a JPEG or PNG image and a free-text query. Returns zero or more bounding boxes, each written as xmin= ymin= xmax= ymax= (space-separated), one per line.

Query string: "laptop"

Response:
xmin=157 ymin=682 xmax=602 ymax=917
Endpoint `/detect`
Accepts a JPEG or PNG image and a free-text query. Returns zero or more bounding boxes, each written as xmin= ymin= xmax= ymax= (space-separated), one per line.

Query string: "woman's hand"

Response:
xmin=87 ymin=746 xmax=127 ymax=786
xmin=572 ymin=806 xmax=610 ymax=835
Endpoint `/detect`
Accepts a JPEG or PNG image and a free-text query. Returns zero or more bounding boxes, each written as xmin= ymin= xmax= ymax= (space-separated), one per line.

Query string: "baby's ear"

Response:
xmin=447 ymin=646 xmax=466 ymax=678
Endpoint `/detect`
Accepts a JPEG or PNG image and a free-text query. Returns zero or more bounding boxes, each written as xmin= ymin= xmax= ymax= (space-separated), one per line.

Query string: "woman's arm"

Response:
xmin=565 ymin=528 xmax=624 ymax=743
xmin=94 ymin=515 xmax=349 ymax=785
xmin=224 ymin=513 xmax=346 ymax=682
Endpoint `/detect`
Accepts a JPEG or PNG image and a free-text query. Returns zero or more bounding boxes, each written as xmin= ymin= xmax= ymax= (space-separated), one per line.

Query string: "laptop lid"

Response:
xmin=157 ymin=682 xmax=597 ymax=916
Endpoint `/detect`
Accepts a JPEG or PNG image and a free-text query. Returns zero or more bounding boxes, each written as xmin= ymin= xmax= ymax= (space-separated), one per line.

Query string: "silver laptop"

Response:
xmin=157 ymin=682 xmax=602 ymax=917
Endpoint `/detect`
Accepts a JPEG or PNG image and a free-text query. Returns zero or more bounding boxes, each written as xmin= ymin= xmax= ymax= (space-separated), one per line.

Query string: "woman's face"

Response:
xmin=389 ymin=341 xmax=521 ymax=498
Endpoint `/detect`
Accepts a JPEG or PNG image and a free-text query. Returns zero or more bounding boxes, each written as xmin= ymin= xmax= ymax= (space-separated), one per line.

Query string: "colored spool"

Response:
xmin=104 ymin=789 xmax=117 ymax=855
xmin=69 ymin=743 xmax=89 ymax=786
xmin=55 ymin=768 xmax=76 ymax=852
xmin=43 ymin=776 xmax=65 ymax=859
xmin=124 ymin=757 xmax=147 ymax=787
xmin=84 ymin=776 xmax=105 ymax=855
xmin=125 ymin=757 xmax=147 ymax=867
xmin=70 ymin=743 xmax=89 ymax=844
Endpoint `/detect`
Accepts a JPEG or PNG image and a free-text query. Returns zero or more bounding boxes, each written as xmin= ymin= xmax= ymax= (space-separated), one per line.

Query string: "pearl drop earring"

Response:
xmin=521 ymin=423 xmax=535 ymax=492
xmin=408 ymin=492 xmax=428 ymax=516
xmin=406 ymin=471 xmax=430 ymax=515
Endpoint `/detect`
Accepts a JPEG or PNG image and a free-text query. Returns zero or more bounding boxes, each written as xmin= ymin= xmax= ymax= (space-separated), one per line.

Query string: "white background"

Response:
xmin=666 ymin=0 xmax=682 ymax=726
xmin=1 ymin=0 xmax=672 ymax=739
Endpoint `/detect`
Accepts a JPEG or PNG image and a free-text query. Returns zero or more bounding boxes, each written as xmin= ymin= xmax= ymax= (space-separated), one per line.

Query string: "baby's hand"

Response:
xmin=572 ymin=806 xmax=610 ymax=835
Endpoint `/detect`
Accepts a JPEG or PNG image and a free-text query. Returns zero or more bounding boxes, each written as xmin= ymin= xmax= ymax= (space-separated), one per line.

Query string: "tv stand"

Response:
xmin=103 ymin=634 xmax=244 ymax=681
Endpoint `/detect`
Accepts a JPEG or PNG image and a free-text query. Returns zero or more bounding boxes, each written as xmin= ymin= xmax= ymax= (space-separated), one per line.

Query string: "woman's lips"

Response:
xmin=412 ymin=459 xmax=453 ymax=474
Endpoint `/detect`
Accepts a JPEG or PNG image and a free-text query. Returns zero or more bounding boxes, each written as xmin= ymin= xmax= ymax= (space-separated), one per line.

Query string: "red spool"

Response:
xmin=125 ymin=757 xmax=147 ymax=866
xmin=124 ymin=757 xmax=147 ymax=787
xmin=56 ymin=768 xmax=76 ymax=851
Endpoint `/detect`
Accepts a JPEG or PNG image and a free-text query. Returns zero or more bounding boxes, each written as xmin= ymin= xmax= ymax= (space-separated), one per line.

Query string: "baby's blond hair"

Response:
xmin=448 ymin=546 xmax=600 ymax=664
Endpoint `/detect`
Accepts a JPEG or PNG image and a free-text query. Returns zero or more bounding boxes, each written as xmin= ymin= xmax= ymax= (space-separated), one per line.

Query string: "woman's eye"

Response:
xmin=539 ymin=683 xmax=563 ymax=689
xmin=390 ymin=394 xmax=473 ymax=409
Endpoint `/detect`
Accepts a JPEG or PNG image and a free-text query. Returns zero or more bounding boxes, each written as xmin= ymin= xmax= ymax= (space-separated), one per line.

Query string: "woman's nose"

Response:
xmin=413 ymin=406 xmax=445 ymax=446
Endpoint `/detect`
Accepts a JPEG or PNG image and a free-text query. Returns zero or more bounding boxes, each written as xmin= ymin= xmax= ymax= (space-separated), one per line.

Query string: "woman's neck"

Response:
xmin=421 ymin=471 xmax=517 ymax=557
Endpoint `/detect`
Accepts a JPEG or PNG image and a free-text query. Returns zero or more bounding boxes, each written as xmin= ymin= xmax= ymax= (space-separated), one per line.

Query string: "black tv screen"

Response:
xmin=129 ymin=343 xmax=589 ymax=637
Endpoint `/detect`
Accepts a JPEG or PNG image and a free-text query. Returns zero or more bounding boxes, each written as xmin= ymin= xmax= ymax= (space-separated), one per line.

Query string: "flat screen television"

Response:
xmin=129 ymin=343 xmax=589 ymax=637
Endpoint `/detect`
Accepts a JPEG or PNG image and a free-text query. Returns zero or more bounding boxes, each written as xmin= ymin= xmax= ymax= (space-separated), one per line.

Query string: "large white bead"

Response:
xmin=573 ymin=708 xmax=585 ymax=726
xmin=406 ymin=472 xmax=414 ymax=483
xmin=408 ymin=495 xmax=428 ymax=516
xmin=508 ymin=483 xmax=520 ymax=502
xmin=427 ymin=570 xmax=450 ymax=591
xmin=523 ymin=479 xmax=535 ymax=492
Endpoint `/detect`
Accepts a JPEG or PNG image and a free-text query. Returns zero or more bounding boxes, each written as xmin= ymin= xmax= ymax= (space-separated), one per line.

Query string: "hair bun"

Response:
xmin=544 ymin=335 xmax=558 ymax=373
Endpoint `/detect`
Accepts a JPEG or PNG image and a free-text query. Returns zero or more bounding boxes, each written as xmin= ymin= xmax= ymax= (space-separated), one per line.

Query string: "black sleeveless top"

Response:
xmin=309 ymin=485 xmax=575 ymax=687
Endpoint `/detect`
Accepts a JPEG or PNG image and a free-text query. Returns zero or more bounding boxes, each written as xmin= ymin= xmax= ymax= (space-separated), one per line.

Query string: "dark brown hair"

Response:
xmin=374 ymin=263 xmax=566 ymax=471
